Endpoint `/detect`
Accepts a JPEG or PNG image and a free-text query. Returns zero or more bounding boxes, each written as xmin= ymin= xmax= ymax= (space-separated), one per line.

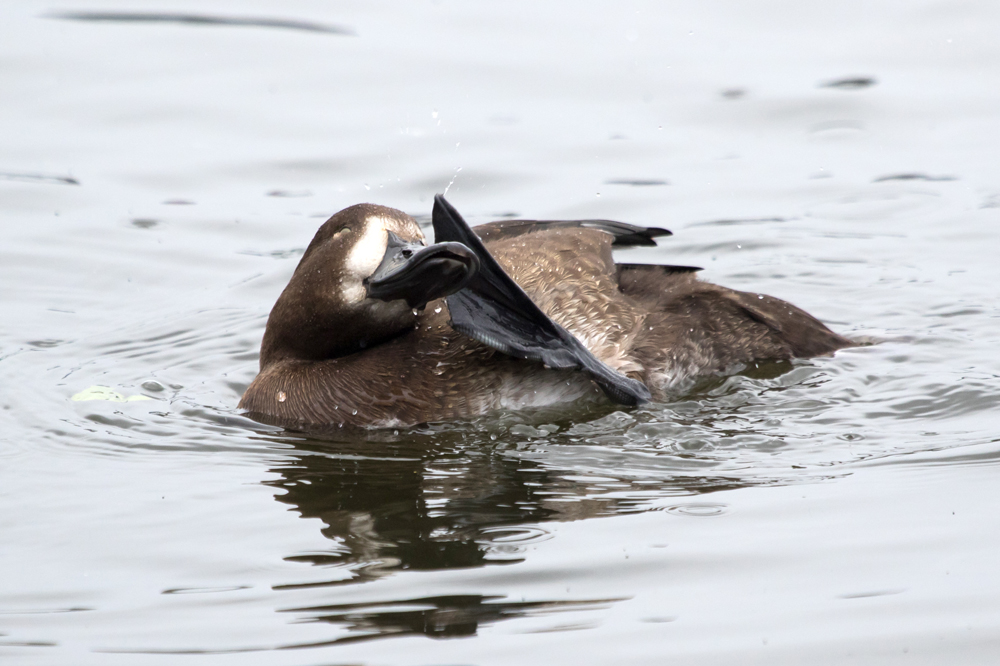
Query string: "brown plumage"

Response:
xmin=239 ymin=200 xmax=853 ymax=428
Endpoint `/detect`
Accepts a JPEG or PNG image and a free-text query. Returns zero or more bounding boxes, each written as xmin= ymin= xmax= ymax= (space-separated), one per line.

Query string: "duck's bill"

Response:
xmin=366 ymin=234 xmax=480 ymax=308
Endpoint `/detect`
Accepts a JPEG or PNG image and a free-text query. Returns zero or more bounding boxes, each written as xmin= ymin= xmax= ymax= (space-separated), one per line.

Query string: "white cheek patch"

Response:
xmin=346 ymin=218 xmax=389 ymax=277
xmin=340 ymin=281 xmax=367 ymax=304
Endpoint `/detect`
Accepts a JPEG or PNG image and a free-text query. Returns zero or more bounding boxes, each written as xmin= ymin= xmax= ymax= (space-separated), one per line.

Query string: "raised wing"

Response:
xmin=432 ymin=195 xmax=651 ymax=406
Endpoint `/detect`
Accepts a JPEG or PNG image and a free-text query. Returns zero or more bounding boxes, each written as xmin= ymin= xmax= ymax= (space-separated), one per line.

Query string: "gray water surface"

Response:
xmin=3 ymin=2 xmax=1000 ymax=664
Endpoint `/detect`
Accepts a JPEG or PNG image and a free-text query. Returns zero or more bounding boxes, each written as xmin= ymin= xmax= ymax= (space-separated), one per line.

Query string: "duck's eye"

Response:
xmin=401 ymin=248 xmax=413 ymax=259
xmin=333 ymin=226 xmax=352 ymax=240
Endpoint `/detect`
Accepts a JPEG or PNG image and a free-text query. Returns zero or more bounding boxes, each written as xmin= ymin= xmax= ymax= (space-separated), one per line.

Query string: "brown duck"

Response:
xmin=239 ymin=195 xmax=852 ymax=427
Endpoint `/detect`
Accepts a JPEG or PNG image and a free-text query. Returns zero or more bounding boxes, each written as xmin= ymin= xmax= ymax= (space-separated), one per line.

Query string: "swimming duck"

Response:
xmin=239 ymin=195 xmax=852 ymax=427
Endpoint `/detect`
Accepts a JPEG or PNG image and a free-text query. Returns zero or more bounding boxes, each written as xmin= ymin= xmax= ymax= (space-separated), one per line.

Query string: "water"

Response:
xmin=2 ymin=1 xmax=1000 ymax=663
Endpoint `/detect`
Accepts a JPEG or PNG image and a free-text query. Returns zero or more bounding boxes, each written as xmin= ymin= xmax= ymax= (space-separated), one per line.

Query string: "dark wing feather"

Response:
xmin=473 ymin=218 xmax=671 ymax=247
xmin=616 ymin=263 xmax=703 ymax=281
xmin=432 ymin=195 xmax=651 ymax=406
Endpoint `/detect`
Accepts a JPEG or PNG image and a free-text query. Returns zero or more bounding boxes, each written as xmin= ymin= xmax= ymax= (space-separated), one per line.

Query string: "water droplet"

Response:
xmin=434 ymin=306 xmax=442 ymax=314
xmin=352 ymin=409 xmax=358 ymax=416
xmin=277 ymin=391 xmax=286 ymax=402
xmin=758 ymin=294 xmax=764 ymax=299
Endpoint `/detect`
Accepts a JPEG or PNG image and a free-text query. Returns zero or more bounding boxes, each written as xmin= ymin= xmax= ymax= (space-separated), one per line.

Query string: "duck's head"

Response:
xmin=260 ymin=203 xmax=478 ymax=367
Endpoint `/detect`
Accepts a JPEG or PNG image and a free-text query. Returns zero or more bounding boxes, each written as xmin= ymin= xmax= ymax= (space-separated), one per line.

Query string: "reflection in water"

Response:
xmin=259 ymin=379 xmax=804 ymax=642
xmin=872 ymin=173 xmax=957 ymax=183
xmin=265 ymin=430 xmax=650 ymax=640
xmin=264 ymin=360 xmax=821 ymax=584
xmin=281 ymin=594 xmax=619 ymax=644
xmin=819 ymin=76 xmax=877 ymax=89
xmin=604 ymin=178 xmax=669 ymax=186
xmin=267 ymin=436 xmax=561 ymax=579
xmin=46 ymin=11 xmax=354 ymax=35
xmin=0 ymin=171 xmax=79 ymax=185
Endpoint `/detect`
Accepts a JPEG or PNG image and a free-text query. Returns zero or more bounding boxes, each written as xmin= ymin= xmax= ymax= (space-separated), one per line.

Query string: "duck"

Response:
xmin=239 ymin=195 xmax=853 ymax=428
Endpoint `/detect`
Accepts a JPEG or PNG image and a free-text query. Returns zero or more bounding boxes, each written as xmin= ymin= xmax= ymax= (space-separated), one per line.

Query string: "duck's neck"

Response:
xmin=259 ymin=287 xmax=417 ymax=369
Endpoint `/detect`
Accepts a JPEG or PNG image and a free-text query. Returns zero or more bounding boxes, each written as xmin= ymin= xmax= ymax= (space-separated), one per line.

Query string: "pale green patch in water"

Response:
xmin=71 ymin=386 xmax=154 ymax=402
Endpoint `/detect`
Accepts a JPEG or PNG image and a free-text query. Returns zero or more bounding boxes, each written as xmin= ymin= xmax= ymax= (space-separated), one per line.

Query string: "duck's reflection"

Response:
xmin=278 ymin=594 xmax=618 ymax=645
xmin=267 ymin=434 xmax=560 ymax=578
xmin=261 ymin=400 xmax=778 ymax=642
xmin=264 ymin=428 xmax=638 ymax=641
xmin=265 ymin=419 xmax=761 ymax=578
xmin=249 ymin=359 xmax=824 ymax=642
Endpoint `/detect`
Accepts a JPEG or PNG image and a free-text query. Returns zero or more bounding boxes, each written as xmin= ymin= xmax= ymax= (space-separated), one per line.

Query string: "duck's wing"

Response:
xmin=620 ymin=265 xmax=853 ymax=362
xmin=432 ymin=195 xmax=651 ymax=406
xmin=473 ymin=218 xmax=671 ymax=247
xmin=719 ymin=288 xmax=854 ymax=357
xmin=616 ymin=263 xmax=703 ymax=279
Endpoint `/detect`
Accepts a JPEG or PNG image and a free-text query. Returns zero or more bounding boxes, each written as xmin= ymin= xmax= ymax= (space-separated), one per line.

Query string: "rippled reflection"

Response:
xmin=258 ymin=366 xmax=840 ymax=643
xmin=268 ymin=436 xmax=557 ymax=577
xmin=281 ymin=594 xmax=619 ymax=644
xmin=261 ymin=365 xmax=812 ymax=584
